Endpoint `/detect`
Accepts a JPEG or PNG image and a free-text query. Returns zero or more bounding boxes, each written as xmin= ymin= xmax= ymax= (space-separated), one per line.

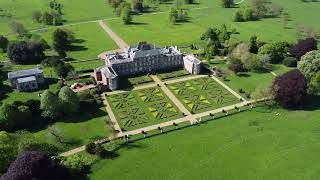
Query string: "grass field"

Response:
xmin=89 ymin=102 xmax=320 ymax=180
xmin=105 ymin=0 xmax=320 ymax=48
xmin=34 ymin=107 xmax=111 ymax=152
xmin=0 ymin=0 xmax=116 ymax=34
xmin=208 ymin=60 xmax=275 ymax=96
xmin=32 ymin=23 xmax=118 ymax=60
xmin=71 ymin=60 xmax=105 ymax=72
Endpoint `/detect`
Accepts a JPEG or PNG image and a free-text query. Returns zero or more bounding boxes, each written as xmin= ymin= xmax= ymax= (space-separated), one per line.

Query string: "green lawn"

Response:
xmin=89 ymin=102 xmax=320 ymax=180
xmin=34 ymin=107 xmax=110 ymax=152
xmin=209 ymin=60 xmax=275 ymax=97
xmin=105 ymin=0 xmax=320 ymax=48
xmin=33 ymin=23 xmax=118 ymax=60
xmin=0 ymin=0 xmax=116 ymax=35
xmin=71 ymin=60 xmax=105 ymax=72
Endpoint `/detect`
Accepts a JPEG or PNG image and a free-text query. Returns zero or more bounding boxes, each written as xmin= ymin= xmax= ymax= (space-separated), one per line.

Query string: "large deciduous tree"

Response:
xmin=40 ymin=90 xmax=61 ymax=119
xmin=52 ymin=28 xmax=73 ymax=57
xmin=298 ymin=50 xmax=320 ymax=80
xmin=221 ymin=0 xmax=234 ymax=8
xmin=7 ymin=41 xmax=45 ymax=64
xmin=1 ymin=151 xmax=70 ymax=180
xmin=258 ymin=42 xmax=289 ymax=64
xmin=271 ymin=69 xmax=307 ymax=108
xmin=58 ymin=86 xmax=80 ymax=116
xmin=289 ymin=38 xmax=317 ymax=60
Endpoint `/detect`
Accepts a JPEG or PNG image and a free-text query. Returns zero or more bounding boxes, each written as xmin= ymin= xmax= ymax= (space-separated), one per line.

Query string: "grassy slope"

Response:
xmin=90 ymin=104 xmax=320 ymax=180
xmin=34 ymin=107 xmax=110 ymax=151
xmin=208 ymin=60 xmax=275 ymax=95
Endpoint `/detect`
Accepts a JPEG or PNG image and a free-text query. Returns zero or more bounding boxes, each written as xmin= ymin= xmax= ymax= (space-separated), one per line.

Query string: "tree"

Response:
xmin=8 ymin=21 xmax=27 ymax=36
xmin=309 ymin=72 xmax=320 ymax=94
xmin=32 ymin=11 xmax=42 ymax=23
xmin=132 ymin=0 xmax=143 ymax=13
xmin=258 ymin=42 xmax=289 ymax=64
xmin=40 ymin=90 xmax=61 ymax=119
xmin=289 ymin=38 xmax=317 ymax=60
xmin=221 ymin=0 xmax=234 ymax=8
xmin=42 ymin=11 xmax=54 ymax=25
xmin=271 ymin=69 xmax=307 ymax=108
xmin=282 ymin=57 xmax=297 ymax=67
xmin=251 ymin=0 xmax=267 ymax=18
xmin=0 ymin=35 xmax=8 ymax=52
xmin=121 ymin=5 xmax=132 ymax=24
xmin=249 ymin=35 xmax=259 ymax=54
xmin=52 ymin=28 xmax=73 ymax=57
xmin=1 ymin=151 xmax=70 ymax=180
xmin=298 ymin=50 xmax=320 ymax=80
xmin=7 ymin=41 xmax=45 ymax=64
xmin=0 ymin=131 xmax=18 ymax=174
xmin=169 ymin=8 xmax=178 ymax=23
xmin=54 ymin=62 xmax=74 ymax=78
xmin=64 ymin=154 xmax=86 ymax=173
xmin=59 ymin=86 xmax=79 ymax=116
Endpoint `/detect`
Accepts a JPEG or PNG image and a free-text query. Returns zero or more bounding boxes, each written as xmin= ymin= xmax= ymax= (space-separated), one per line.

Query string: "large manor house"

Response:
xmin=94 ymin=42 xmax=202 ymax=90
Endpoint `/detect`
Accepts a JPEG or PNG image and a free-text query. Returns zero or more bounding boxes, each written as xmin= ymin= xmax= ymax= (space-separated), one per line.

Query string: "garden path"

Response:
xmin=150 ymin=75 xmax=192 ymax=116
xmin=98 ymin=20 xmax=129 ymax=50
xmin=101 ymin=93 xmax=123 ymax=134
xmin=59 ymin=97 xmax=269 ymax=157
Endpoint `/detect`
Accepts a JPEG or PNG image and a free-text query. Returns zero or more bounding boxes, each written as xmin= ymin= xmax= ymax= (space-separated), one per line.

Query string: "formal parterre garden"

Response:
xmin=168 ymin=77 xmax=239 ymax=113
xmin=107 ymin=87 xmax=183 ymax=131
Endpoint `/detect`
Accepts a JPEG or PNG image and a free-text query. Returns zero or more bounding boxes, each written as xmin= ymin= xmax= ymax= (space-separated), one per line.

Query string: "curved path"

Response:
xmin=234 ymin=0 xmax=246 ymax=4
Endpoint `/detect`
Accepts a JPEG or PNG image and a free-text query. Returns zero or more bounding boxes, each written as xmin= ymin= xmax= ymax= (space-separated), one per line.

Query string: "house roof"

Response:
xmin=17 ymin=76 xmax=37 ymax=83
xmin=8 ymin=68 xmax=43 ymax=79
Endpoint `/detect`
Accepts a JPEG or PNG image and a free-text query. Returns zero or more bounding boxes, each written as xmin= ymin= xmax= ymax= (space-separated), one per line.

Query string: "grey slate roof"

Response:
xmin=17 ymin=76 xmax=36 ymax=83
xmin=8 ymin=68 xmax=43 ymax=79
xmin=133 ymin=49 xmax=163 ymax=59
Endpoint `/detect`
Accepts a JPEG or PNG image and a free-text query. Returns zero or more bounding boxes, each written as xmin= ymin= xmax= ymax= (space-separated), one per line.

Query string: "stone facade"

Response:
xmin=8 ymin=66 xmax=45 ymax=91
xmin=95 ymin=42 xmax=202 ymax=91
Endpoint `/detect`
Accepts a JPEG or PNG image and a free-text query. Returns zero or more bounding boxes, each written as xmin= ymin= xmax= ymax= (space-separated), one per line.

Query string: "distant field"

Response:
xmin=89 ymin=103 xmax=320 ymax=180
xmin=105 ymin=0 xmax=320 ymax=47
xmin=33 ymin=23 xmax=118 ymax=60
xmin=0 ymin=0 xmax=115 ymax=35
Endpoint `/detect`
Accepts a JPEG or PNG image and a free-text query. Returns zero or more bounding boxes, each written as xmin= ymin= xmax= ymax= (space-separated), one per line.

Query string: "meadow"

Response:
xmin=89 ymin=103 xmax=320 ymax=180
xmin=105 ymin=0 xmax=320 ymax=48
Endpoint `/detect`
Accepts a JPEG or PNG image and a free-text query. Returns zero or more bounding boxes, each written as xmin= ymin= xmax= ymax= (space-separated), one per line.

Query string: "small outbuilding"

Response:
xmin=7 ymin=65 xmax=45 ymax=91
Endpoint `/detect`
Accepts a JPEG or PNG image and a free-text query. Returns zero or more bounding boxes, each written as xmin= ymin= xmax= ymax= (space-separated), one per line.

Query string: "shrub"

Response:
xmin=282 ymin=57 xmax=298 ymax=67
xmin=85 ymin=142 xmax=96 ymax=154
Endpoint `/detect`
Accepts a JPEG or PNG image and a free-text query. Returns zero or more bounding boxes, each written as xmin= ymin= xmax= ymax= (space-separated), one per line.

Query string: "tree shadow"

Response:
xmin=128 ymin=22 xmax=148 ymax=25
xmin=301 ymin=95 xmax=320 ymax=111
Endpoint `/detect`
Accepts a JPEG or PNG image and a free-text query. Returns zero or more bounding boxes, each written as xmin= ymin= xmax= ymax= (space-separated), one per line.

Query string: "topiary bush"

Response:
xmin=85 ymin=142 xmax=96 ymax=154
